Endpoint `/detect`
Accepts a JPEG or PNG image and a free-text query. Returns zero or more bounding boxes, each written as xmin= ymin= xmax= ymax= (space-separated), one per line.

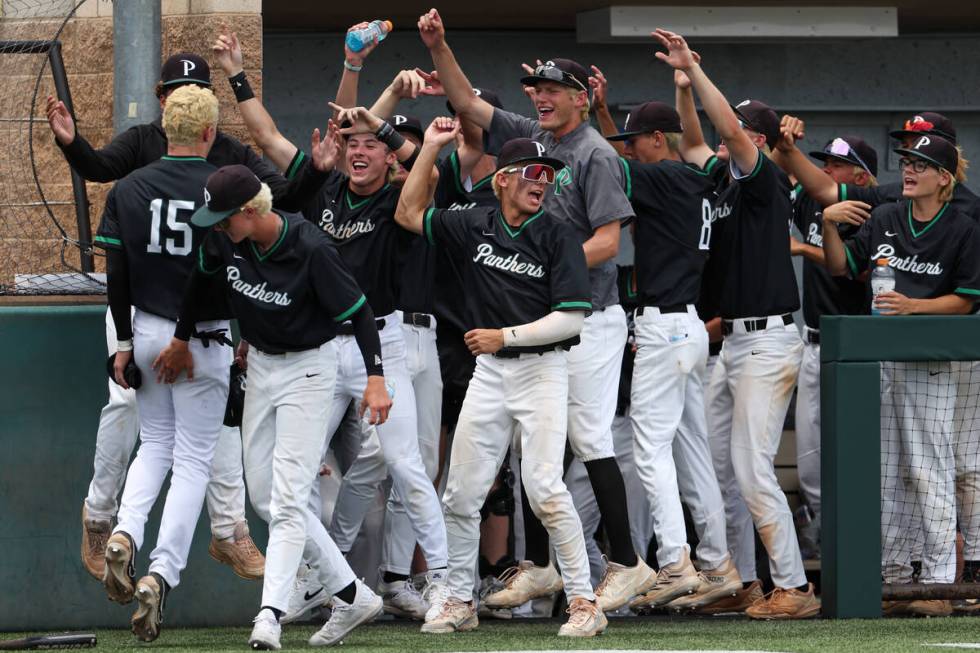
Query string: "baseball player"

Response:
xmin=822 ymin=134 xmax=980 ymax=616
xmin=607 ymin=96 xmax=742 ymax=611
xmin=155 ymin=152 xmax=392 ymax=649
xmin=94 ymin=85 xmax=233 ymax=642
xmin=419 ymin=9 xmax=656 ymax=612
xmin=654 ymin=29 xmax=818 ymax=619
xmin=396 ymin=118 xmax=604 ymax=636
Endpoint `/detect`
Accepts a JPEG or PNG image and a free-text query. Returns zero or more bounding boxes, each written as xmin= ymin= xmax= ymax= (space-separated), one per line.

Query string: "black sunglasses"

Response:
xmin=533 ymin=64 xmax=587 ymax=92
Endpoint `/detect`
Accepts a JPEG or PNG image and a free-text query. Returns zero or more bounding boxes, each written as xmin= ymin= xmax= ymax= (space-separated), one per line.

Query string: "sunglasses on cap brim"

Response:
xmin=502 ymin=163 xmax=557 ymax=184
xmin=532 ymin=64 xmax=587 ymax=92
xmin=827 ymin=138 xmax=873 ymax=176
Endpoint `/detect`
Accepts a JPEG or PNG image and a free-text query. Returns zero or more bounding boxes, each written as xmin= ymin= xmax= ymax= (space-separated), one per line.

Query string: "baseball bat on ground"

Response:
xmin=0 ymin=634 xmax=96 ymax=650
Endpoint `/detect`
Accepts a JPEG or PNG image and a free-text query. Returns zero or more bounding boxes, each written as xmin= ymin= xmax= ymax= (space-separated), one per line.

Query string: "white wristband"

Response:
xmin=344 ymin=60 xmax=363 ymax=72
xmin=116 ymin=338 xmax=134 ymax=352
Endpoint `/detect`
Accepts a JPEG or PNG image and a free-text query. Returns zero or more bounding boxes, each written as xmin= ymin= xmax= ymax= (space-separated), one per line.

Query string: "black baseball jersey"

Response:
xmin=839 ymin=181 xmax=980 ymax=223
xmin=423 ymin=207 xmax=591 ymax=348
xmin=793 ymin=189 xmax=868 ymax=328
xmin=434 ymin=150 xmax=498 ymax=210
xmin=94 ymin=155 xmax=227 ymax=321
xmin=302 ymin=171 xmax=412 ymax=317
xmin=59 ymin=119 xmax=325 ymax=212
xmin=623 ymin=156 xmax=722 ymax=307
xmin=709 ymin=153 xmax=800 ymax=319
xmin=197 ymin=212 xmax=367 ymax=354
xmin=843 ymin=200 xmax=980 ymax=303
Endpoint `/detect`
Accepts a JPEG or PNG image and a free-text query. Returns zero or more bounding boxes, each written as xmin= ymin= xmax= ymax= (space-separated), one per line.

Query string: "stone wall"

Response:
xmin=0 ymin=0 xmax=261 ymax=294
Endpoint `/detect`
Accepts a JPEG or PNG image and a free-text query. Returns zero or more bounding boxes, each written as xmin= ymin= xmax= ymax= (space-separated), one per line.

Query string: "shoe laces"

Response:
xmin=87 ymin=528 xmax=109 ymax=557
xmin=594 ymin=556 xmax=617 ymax=596
xmin=495 ymin=564 xmax=526 ymax=589
xmin=423 ymin=579 xmax=448 ymax=604
xmin=234 ymin=534 xmax=261 ymax=558
xmin=438 ymin=597 xmax=469 ymax=619
xmin=565 ymin=599 xmax=598 ymax=627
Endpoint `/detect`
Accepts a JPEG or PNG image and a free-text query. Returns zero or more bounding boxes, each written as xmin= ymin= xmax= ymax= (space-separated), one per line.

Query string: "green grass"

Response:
xmin=12 ymin=616 xmax=980 ymax=653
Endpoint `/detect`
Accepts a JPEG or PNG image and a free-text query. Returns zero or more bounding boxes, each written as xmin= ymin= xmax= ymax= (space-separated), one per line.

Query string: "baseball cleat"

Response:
xmin=421 ymin=597 xmax=478 ymax=634
xmin=745 ymin=583 xmax=820 ymax=620
xmin=281 ymin=564 xmax=330 ymax=624
xmin=378 ymin=576 xmax=427 ymax=620
xmin=482 ymin=561 xmax=563 ymax=609
xmin=421 ymin=569 xmax=450 ymax=622
xmin=477 ymin=575 xmax=513 ymax=620
xmin=103 ymin=531 xmax=136 ymax=604
xmin=595 ymin=555 xmax=658 ymax=612
xmin=907 ymin=599 xmax=952 ymax=617
xmin=667 ymin=557 xmax=742 ymax=612
xmin=308 ymin=579 xmax=382 ymax=646
xmin=629 ymin=548 xmax=700 ymax=610
xmin=81 ymin=505 xmax=111 ymax=581
xmin=558 ymin=598 xmax=608 ymax=637
xmin=209 ymin=521 xmax=265 ymax=580
xmin=248 ymin=608 xmax=282 ymax=650
xmin=131 ymin=573 xmax=167 ymax=642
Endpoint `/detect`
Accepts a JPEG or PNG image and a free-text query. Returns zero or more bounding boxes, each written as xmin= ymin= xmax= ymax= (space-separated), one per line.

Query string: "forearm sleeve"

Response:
xmin=501 ymin=310 xmax=585 ymax=348
xmin=350 ymin=303 xmax=384 ymax=376
xmin=106 ymin=248 xmax=133 ymax=341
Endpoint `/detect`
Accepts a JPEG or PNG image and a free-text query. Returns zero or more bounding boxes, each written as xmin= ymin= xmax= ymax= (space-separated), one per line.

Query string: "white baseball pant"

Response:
xmin=89 ymin=308 xmax=247 ymax=539
xmin=564 ymin=460 xmax=604 ymax=585
xmin=880 ymin=361 xmax=956 ymax=584
xmin=631 ymin=306 xmax=730 ymax=570
xmin=243 ymin=341 xmax=356 ymax=612
xmin=954 ymin=361 xmax=980 ymax=561
xmin=326 ymin=314 xmax=448 ymax=573
xmin=707 ymin=317 xmax=805 ymax=589
xmin=113 ymin=310 xmax=231 ymax=588
xmin=442 ymin=350 xmax=594 ymax=602
xmin=795 ymin=328 xmax=822 ymax=522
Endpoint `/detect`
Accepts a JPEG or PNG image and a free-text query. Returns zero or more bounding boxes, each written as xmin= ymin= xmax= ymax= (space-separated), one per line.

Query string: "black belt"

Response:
xmin=806 ymin=328 xmax=820 ymax=345
xmin=402 ymin=312 xmax=433 ymax=328
xmin=194 ymin=328 xmax=233 ymax=348
xmin=721 ymin=313 xmax=793 ymax=336
xmin=709 ymin=341 xmax=723 ymax=356
xmin=636 ymin=304 xmax=689 ymax=316
xmin=336 ymin=318 xmax=386 ymax=336
xmin=493 ymin=344 xmax=571 ymax=359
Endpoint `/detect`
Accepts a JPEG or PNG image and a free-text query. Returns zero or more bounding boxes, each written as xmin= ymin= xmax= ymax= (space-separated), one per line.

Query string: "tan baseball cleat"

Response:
xmin=132 ymin=573 xmax=167 ymax=642
xmin=208 ymin=521 xmax=264 ymax=580
xmin=482 ymin=561 xmax=563 ymax=609
xmin=595 ymin=556 xmax=658 ymax=612
xmin=421 ymin=597 xmax=479 ymax=634
xmin=907 ymin=599 xmax=952 ymax=617
xmin=746 ymin=583 xmax=821 ymax=620
xmin=629 ymin=548 xmax=700 ymax=610
xmin=81 ymin=505 xmax=111 ymax=581
xmin=668 ymin=557 xmax=743 ymax=612
xmin=103 ymin=531 xmax=136 ymax=604
xmin=694 ymin=579 xmax=764 ymax=615
xmin=558 ymin=598 xmax=608 ymax=637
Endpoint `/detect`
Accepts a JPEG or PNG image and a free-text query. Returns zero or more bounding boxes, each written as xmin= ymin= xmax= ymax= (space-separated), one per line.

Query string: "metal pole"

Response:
xmin=113 ymin=0 xmax=161 ymax=134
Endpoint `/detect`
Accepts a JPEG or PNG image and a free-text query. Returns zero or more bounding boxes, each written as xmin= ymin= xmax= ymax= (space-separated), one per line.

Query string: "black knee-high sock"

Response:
xmin=584 ymin=457 xmax=637 ymax=567
xmin=520 ymin=479 xmax=552 ymax=567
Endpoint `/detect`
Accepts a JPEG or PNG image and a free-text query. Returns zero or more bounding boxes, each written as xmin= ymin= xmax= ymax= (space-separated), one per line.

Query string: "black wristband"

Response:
xmin=228 ymin=71 xmax=255 ymax=103
xmin=374 ymin=121 xmax=405 ymax=151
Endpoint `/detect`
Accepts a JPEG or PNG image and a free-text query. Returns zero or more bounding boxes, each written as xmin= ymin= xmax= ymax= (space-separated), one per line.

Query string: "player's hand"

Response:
xmin=389 ymin=69 xmax=427 ymax=99
xmin=311 ymin=119 xmax=344 ymax=172
xmin=822 ymin=200 xmax=871 ymax=226
xmin=46 ymin=95 xmax=75 ymax=145
xmin=234 ymin=339 xmax=249 ymax=370
xmin=329 ymin=103 xmax=383 ymax=135
xmin=418 ymin=9 xmax=446 ymax=50
xmin=521 ymin=60 xmax=543 ymax=103
xmin=704 ymin=317 xmax=723 ymax=344
xmin=588 ymin=65 xmax=609 ymax=109
xmin=673 ymin=51 xmax=701 ymax=89
xmin=789 ymin=235 xmax=805 ymax=256
xmin=212 ymin=24 xmax=244 ymax=77
xmin=777 ymin=115 xmax=806 ymax=153
xmin=152 ymin=338 xmax=195 ymax=384
xmin=345 ymin=21 xmax=381 ymax=68
xmin=424 ymin=116 xmax=460 ymax=148
xmin=874 ymin=290 xmax=918 ymax=316
xmin=360 ymin=375 xmax=392 ymax=425
xmin=415 ymin=69 xmax=445 ymax=96
xmin=464 ymin=328 xmax=505 ymax=355
xmin=318 ymin=463 xmax=333 ymax=476
xmin=652 ymin=29 xmax=697 ymax=71
xmin=113 ymin=349 xmax=134 ymax=390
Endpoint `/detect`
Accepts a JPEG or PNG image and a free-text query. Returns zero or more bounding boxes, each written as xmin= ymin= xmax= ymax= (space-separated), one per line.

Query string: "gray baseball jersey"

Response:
xmin=485 ymin=108 xmax=635 ymax=309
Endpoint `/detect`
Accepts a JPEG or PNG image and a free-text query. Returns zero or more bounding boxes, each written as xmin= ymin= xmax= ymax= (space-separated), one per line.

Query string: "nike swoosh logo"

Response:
xmin=751 ymin=350 xmax=763 ymax=356
xmin=929 ymin=371 xmax=941 ymax=376
xmin=304 ymin=588 xmax=324 ymax=601
xmin=482 ymin=231 xmax=495 ymax=236
xmin=233 ymin=254 xmax=244 ymax=259
xmin=306 ymin=373 xmax=320 ymax=378
xmin=885 ymin=231 xmax=897 ymax=237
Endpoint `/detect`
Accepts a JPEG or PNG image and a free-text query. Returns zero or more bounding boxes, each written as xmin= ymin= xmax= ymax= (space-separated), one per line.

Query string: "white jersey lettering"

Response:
xmin=472 ymin=243 xmax=545 ymax=278
xmin=871 ymin=244 xmax=944 ymax=276
xmin=226 ymin=266 xmax=293 ymax=306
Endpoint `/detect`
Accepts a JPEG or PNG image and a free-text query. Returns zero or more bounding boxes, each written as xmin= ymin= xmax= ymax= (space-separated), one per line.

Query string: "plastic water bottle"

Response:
xmin=346 ymin=20 xmax=392 ymax=53
xmin=870 ymin=258 xmax=895 ymax=315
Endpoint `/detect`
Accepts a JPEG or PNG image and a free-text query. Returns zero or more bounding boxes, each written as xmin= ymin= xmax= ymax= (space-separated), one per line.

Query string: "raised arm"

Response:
xmin=330 ymin=103 xmax=418 ymax=163
xmin=674 ymin=61 xmax=714 ymax=169
xmin=418 ymin=9 xmax=494 ymax=128
xmin=369 ymin=69 xmax=428 ymax=119
xmin=47 ymin=95 xmax=142 ymax=182
xmin=395 ymin=117 xmax=458 ymax=234
xmin=334 ymin=21 xmax=386 ymax=115
xmin=653 ymin=29 xmax=757 ymax=174
xmin=773 ymin=115 xmax=839 ymax=207
xmin=588 ymin=66 xmax=624 ymax=156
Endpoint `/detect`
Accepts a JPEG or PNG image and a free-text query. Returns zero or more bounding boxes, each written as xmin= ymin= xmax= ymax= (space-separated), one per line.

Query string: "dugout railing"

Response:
xmin=821 ymin=314 xmax=980 ymax=618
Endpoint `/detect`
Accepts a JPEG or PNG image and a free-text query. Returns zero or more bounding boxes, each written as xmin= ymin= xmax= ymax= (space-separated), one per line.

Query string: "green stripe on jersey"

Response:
xmin=333 ymin=294 xmax=366 ymax=322
xmin=844 ymin=244 xmax=859 ymax=277
xmin=553 ymin=301 xmax=592 ymax=310
xmin=619 ymin=157 xmax=632 ymax=199
xmin=197 ymin=246 xmax=221 ymax=275
xmin=955 ymin=287 xmax=980 ymax=296
xmin=94 ymin=235 xmax=121 ymax=246
xmin=424 ymin=207 xmax=437 ymax=245
xmin=286 ymin=150 xmax=306 ymax=180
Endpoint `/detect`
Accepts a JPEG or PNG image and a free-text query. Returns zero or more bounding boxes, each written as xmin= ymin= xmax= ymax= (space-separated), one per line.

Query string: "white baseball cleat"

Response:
xmin=421 ymin=569 xmax=450 ymax=622
xmin=482 ymin=561 xmax=562 ymax=609
xmin=248 ymin=608 xmax=282 ymax=650
xmin=378 ymin=577 xmax=427 ymax=620
xmin=281 ymin=564 xmax=329 ymax=624
xmin=308 ymin=579 xmax=382 ymax=647
xmin=594 ymin=555 xmax=658 ymax=612
xmin=421 ymin=597 xmax=479 ymax=634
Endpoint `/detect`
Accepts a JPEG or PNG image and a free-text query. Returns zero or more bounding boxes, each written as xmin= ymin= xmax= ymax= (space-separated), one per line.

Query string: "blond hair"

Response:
xmin=492 ymin=170 xmax=505 ymax=200
xmin=939 ymin=172 xmax=956 ymax=203
xmin=566 ymin=87 xmax=590 ymax=122
xmin=664 ymin=132 xmax=682 ymax=153
xmin=853 ymin=166 xmax=878 ymax=188
xmin=162 ymin=85 xmax=218 ymax=146
xmin=244 ymin=182 xmax=273 ymax=215
xmin=956 ymin=146 xmax=970 ymax=184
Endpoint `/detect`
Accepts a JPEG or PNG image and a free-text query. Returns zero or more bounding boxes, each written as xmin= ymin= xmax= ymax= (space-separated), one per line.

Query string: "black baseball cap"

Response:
xmin=889 ymin=112 xmax=957 ymax=144
xmin=809 ymin=135 xmax=879 ymax=177
xmin=496 ymin=138 xmax=565 ymax=172
xmin=191 ymin=165 xmax=262 ymax=226
xmin=160 ymin=53 xmax=211 ymax=88
xmin=732 ymin=99 xmax=780 ymax=150
xmin=391 ymin=114 xmax=424 ymax=141
xmin=607 ymin=101 xmax=682 ymax=142
xmin=447 ymin=87 xmax=503 ymax=116
xmin=894 ymin=134 xmax=959 ymax=176
xmin=520 ymin=58 xmax=589 ymax=92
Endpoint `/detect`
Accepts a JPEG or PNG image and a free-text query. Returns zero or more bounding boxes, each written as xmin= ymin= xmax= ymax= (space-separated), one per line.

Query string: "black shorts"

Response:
xmin=436 ymin=321 xmax=475 ymax=427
